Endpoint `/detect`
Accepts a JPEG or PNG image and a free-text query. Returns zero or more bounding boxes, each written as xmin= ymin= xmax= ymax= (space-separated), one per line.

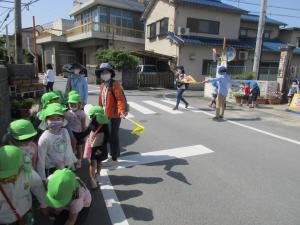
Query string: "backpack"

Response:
xmin=108 ymin=80 xmax=130 ymax=113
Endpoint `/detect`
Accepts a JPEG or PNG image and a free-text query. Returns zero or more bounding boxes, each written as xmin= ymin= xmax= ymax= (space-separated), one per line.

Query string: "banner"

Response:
xmin=288 ymin=94 xmax=300 ymax=113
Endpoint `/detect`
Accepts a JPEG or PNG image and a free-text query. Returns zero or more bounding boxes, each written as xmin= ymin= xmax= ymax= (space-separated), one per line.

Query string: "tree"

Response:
xmin=0 ymin=37 xmax=7 ymax=60
xmin=96 ymin=49 xmax=139 ymax=70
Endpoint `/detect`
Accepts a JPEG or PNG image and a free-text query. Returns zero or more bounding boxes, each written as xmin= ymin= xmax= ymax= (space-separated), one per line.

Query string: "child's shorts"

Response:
xmin=73 ymin=131 xmax=85 ymax=145
xmin=251 ymin=95 xmax=258 ymax=101
xmin=91 ymin=146 xmax=108 ymax=162
xmin=242 ymin=95 xmax=249 ymax=100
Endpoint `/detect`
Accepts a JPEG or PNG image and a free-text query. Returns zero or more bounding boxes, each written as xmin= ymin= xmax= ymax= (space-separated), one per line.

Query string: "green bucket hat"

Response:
xmin=41 ymin=92 xmax=60 ymax=109
xmin=8 ymin=119 xmax=37 ymax=141
xmin=68 ymin=90 xmax=79 ymax=97
xmin=87 ymin=105 xmax=109 ymax=124
xmin=67 ymin=94 xmax=81 ymax=104
xmin=40 ymin=103 xmax=67 ymax=120
xmin=0 ymin=145 xmax=23 ymax=179
xmin=46 ymin=169 xmax=79 ymax=208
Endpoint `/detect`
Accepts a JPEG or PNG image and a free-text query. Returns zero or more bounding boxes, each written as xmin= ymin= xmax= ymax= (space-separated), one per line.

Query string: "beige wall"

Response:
xmin=178 ymin=45 xmax=224 ymax=79
xmin=111 ymin=40 xmax=144 ymax=52
xmin=176 ymin=5 xmax=241 ymax=39
xmin=240 ymin=21 xmax=279 ymax=39
xmin=145 ymin=0 xmax=178 ymax=57
xmin=279 ymin=30 xmax=300 ymax=46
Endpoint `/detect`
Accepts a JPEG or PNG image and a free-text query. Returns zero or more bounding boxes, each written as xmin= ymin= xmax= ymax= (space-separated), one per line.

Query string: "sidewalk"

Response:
xmin=166 ymin=89 xmax=300 ymax=127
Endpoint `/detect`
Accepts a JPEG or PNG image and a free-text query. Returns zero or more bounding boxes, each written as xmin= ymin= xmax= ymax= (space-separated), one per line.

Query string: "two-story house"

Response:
xmin=142 ymin=0 xmax=300 ymax=82
xmin=37 ymin=0 xmax=145 ymax=74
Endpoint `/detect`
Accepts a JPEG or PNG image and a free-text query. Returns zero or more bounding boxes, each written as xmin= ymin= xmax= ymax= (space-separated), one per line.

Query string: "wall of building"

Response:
xmin=145 ymin=0 xmax=178 ymax=57
xmin=178 ymin=45 xmax=223 ymax=81
xmin=112 ymin=40 xmax=144 ymax=52
xmin=0 ymin=66 xmax=10 ymax=142
xmin=279 ymin=30 xmax=300 ymax=46
xmin=176 ymin=5 xmax=241 ymax=39
xmin=240 ymin=21 xmax=279 ymax=39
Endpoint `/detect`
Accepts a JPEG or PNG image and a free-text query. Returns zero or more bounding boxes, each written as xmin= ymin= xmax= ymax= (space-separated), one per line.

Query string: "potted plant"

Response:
xmin=233 ymin=92 xmax=243 ymax=104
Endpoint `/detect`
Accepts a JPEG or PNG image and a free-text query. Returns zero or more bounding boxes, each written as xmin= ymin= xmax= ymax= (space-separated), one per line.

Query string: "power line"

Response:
xmin=0 ymin=0 xmax=41 ymax=32
xmin=224 ymin=0 xmax=300 ymax=13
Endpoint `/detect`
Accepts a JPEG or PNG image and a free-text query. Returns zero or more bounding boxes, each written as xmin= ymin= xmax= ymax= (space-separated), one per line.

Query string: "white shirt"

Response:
xmin=0 ymin=170 xmax=46 ymax=224
xmin=46 ymin=69 xmax=55 ymax=82
xmin=37 ymin=128 xmax=77 ymax=180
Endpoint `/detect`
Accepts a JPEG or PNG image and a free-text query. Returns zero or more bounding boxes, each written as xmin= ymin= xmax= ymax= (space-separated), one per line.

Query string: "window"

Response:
xmin=147 ymin=22 xmax=157 ymax=39
xmin=159 ymin=18 xmax=169 ymax=35
xmin=264 ymin=31 xmax=271 ymax=39
xmin=240 ymin=28 xmax=247 ymax=37
xmin=187 ymin=18 xmax=219 ymax=35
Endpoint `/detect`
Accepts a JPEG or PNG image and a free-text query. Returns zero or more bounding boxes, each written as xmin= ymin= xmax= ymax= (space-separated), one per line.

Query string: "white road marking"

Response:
xmin=100 ymin=145 xmax=214 ymax=225
xmin=109 ymin=144 xmax=214 ymax=170
xmin=161 ymin=99 xmax=203 ymax=112
xmin=163 ymin=98 xmax=300 ymax=146
xmin=128 ymin=101 xmax=156 ymax=115
xmin=100 ymin=169 xmax=130 ymax=225
xmin=143 ymin=100 xmax=183 ymax=114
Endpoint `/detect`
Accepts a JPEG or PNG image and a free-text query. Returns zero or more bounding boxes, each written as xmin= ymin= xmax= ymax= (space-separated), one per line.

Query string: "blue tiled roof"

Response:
xmin=166 ymin=33 xmax=300 ymax=54
xmin=175 ymin=0 xmax=247 ymax=13
xmin=241 ymin=14 xmax=287 ymax=26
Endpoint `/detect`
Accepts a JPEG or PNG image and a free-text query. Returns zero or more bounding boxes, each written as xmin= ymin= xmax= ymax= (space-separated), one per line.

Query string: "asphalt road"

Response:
xmin=52 ymin=77 xmax=300 ymax=225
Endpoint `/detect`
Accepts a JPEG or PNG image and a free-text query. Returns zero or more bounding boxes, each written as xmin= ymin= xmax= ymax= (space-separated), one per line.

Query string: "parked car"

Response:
xmin=62 ymin=63 xmax=87 ymax=78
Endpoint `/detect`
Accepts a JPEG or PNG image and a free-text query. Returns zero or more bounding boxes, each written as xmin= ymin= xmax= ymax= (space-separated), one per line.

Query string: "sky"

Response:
xmin=0 ymin=0 xmax=299 ymax=35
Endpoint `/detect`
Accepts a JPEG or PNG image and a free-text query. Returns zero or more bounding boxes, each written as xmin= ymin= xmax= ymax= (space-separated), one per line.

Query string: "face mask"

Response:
xmin=70 ymin=107 xmax=78 ymax=112
xmin=47 ymin=120 xmax=64 ymax=130
xmin=101 ymin=72 xmax=111 ymax=81
xmin=74 ymin=69 xmax=80 ymax=75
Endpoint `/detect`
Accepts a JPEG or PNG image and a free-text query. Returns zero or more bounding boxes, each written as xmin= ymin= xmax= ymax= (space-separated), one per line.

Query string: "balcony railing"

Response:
xmin=38 ymin=22 xmax=144 ymax=40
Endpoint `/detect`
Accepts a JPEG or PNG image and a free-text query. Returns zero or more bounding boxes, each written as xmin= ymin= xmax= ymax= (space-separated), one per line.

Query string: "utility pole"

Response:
xmin=33 ymin=16 xmax=38 ymax=77
xmin=15 ymin=0 xmax=23 ymax=64
xmin=5 ymin=25 xmax=11 ymax=63
xmin=253 ymin=0 xmax=267 ymax=80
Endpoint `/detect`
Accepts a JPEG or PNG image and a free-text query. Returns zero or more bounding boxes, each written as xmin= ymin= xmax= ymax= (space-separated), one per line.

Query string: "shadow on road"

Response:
xmin=121 ymin=204 xmax=154 ymax=222
xmin=109 ymin=175 xmax=163 ymax=186
xmin=119 ymin=128 xmax=140 ymax=154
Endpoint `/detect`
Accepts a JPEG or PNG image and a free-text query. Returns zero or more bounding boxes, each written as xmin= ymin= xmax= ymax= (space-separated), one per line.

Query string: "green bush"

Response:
xmin=96 ymin=49 xmax=139 ymax=70
xmin=231 ymin=72 xmax=255 ymax=80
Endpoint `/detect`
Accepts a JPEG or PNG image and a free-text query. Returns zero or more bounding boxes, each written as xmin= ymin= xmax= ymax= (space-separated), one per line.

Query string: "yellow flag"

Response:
xmin=126 ymin=118 xmax=145 ymax=135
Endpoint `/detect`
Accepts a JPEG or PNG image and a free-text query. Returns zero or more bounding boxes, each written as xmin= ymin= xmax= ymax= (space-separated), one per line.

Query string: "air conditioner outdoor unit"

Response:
xmin=239 ymin=51 xmax=248 ymax=61
xmin=177 ymin=27 xmax=190 ymax=36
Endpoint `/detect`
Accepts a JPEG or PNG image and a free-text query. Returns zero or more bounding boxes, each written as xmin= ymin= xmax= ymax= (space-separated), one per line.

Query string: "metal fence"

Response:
xmin=137 ymin=72 xmax=174 ymax=89
xmin=208 ymin=65 xmax=279 ymax=81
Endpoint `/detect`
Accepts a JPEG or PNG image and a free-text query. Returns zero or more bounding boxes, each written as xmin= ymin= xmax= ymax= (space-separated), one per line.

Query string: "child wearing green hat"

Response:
xmin=46 ymin=168 xmax=91 ymax=225
xmin=36 ymin=103 xmax=77 ymax=182
xmin=0 ymin=145 xmax=48 ymax=224
xmin=83 ymin=105 xmax=109 ymax=189
xmin=2 ymin=119 xmax=38 ymax=170
xmin=65 ymin=94 xmax=86 ymax=169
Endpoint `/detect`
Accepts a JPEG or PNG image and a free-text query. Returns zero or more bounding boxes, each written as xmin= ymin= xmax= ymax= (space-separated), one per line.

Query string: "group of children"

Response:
xmin=0 ymin=90 xmax=110 ymax=225
xmin=209 ymin=80 xmax=261 ymax=109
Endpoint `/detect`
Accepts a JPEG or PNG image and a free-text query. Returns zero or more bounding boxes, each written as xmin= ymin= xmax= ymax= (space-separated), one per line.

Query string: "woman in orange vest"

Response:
xmin=97 ymin=63 xmax=128 ymax=165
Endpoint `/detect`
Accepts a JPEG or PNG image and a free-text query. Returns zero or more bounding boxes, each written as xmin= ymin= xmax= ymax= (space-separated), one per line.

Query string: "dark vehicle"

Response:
xmin=62 ymin=63 xmax=87 ymax=78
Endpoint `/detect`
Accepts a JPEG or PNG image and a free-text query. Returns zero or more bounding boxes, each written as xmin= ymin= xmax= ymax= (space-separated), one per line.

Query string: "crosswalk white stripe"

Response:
xmin=161 ymin=99 xmax=203 ymax=112
xmin=126 ymin=113 xmax=134 ymax=118
xmin=128 ymin=101 xmax=156 ymax=114
xmin=143 ymin=100 xmax=183 ymax=114
xmin=107 ymin=144 xmax=214 ymax=170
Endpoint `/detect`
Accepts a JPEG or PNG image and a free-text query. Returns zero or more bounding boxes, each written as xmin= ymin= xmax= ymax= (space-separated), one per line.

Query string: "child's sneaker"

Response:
xmin=103 ymin=159 xmax=118 ymax=168
xmin=90 ymin=178 xmax=98 ymax=189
